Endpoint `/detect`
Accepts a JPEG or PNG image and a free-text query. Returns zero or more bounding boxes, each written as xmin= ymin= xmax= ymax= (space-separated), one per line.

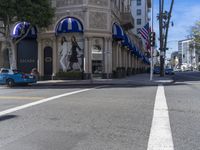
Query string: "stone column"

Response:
xmin=135 ymin=56 xmax=138 ymax=73
xmin=84 ymin=37 xmax=92 ymax=79
xmin=122 ymin=48 xmax=125 ymax=67
xmin=129 ymin=52 xmax=131 ymax=68
xmin=119 ymin=44 xmax=122 ymax=67
xmin=121 ymin=48 xmax=124 ymax=67
xmin=130 ymin=53 xmax=132 ymax=68
xmin=84 ymin=37 xmax=89 ymax=78
xmin=103 ymin=37 xmax=108 ymax=77
xmin=125 ymin=49 xmax=128 ymax=69
xmin=106 ymin=37 xmax=112 ymax=78
xmin=52 ymin=37 xmax=57 ymax=75
xmin=112 ymin=42 xmax=116 ymax=71
xmin=116 ymin=42 xmax=119 ymax=68
xmin=37 ymin=39 xmax=43 ymax=76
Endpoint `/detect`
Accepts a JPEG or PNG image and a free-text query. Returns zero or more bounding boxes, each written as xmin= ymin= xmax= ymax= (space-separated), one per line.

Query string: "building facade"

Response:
xmin=131 ymin=0 xmax=151 ymax=34
xmin=0 ymin=0 xmax=151 ymax=79
xmin=178 ymin=39 xmax=198 ymax=70
xmin=170 ymin=51 xmax=179 ymax=69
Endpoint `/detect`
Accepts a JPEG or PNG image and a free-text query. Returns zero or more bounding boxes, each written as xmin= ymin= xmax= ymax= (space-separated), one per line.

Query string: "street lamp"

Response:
xmin=150 ymin=0 xmax=154 ymax=81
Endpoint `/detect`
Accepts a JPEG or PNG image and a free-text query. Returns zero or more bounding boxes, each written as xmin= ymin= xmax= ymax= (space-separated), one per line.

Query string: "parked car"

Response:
xmin=154 ymin=67 xmax=175 ymax=75
xmin=0 ymin=68 xmax=37 ymax=87
xmin=165 ymin=68 xmax=175 ymax=75
xmin=153 ymin=66 xmax=160 ymax=74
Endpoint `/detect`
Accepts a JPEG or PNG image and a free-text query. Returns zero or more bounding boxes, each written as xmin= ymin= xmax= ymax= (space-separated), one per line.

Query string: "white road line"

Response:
xmin=0 ymin=86 xmax=105 ymax=117
xmin=147 ymin=85 xmax=174 ymax=150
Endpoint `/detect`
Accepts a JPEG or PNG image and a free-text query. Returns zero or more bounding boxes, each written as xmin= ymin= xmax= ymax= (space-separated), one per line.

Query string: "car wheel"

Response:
xmin=6 ymin=79 xmax=15 ymax=87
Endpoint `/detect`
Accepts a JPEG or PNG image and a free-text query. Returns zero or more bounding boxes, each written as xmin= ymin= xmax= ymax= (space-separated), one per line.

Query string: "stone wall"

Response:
xmin=56 ymin=0 xmax=83 ymax=7
xmin=88 ymin=0 xmax=108 ymax=7
xmin=89 ymin=11 xmax=107 ymax=30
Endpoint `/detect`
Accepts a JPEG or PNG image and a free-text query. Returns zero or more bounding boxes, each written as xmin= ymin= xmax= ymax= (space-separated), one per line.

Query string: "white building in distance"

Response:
xmin=178 ymin=39 xmax=199 ymax=70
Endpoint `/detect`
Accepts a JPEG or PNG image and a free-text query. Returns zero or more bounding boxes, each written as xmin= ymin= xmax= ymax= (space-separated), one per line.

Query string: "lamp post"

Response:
xmin=150 ymin=0 xmax=154 ymax=81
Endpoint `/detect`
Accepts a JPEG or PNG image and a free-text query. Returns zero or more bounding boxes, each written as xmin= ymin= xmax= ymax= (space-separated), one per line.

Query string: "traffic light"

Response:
xmin=150 ymin=32 xmax=156 ymax=47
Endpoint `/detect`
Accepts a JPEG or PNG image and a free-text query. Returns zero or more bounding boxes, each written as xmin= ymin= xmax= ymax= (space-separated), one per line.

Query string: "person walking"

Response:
xmin=68 ymin=36 xmax=82 ymax=71
xmin=59 ymin=37 xmax=69 ymax=72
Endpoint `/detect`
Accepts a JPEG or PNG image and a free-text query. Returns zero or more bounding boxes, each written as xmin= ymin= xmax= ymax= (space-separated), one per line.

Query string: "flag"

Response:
xmin=138 ymin=23 xmax=150 ymax=51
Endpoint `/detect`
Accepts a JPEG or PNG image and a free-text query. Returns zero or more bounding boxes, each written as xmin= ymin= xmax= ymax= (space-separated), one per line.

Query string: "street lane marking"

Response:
xmin=147 ymin=85 xmax=174 ymax=150
xmin=0 ymin=86 xmax=106 ymax=117
xmin=0 ymin=96 xmax=45 ymax=100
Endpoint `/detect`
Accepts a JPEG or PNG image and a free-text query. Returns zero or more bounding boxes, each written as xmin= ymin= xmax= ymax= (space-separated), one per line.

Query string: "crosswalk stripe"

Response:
xmin=147 ymin=85 xmax=174 ymax=150
xmin=0 ymin=85 xmax=107 ymax=117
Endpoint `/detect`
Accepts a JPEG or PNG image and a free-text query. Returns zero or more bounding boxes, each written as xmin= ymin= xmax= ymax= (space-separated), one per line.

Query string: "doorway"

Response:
xmin=44 ymin=46 xmax=53 ymax=79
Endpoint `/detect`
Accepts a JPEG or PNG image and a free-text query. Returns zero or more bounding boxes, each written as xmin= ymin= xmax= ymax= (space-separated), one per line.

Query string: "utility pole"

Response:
xmin=159 ymin=0 xmax=164 ymax=76
xmin=158 ymin=0 xmax=174 ymax=77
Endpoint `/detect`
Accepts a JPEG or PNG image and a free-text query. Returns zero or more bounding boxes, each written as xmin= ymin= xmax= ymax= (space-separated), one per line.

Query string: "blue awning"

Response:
xmin=127 ymin=36 xmax=132 ymax=50
xmin=134 ymin=47 xmax=142 ymax=58
xmin=56 ymin=17 xmax=83 ymax=34
xmin=122 ymin=33 xmax=129 ymax=47
xmin=11 ymin=22 xmax=37 ymax=39
xmin=131 ymin=45 xmax=139 ymax=56
xmin=112 ymin=23 xmax=124 ymax=40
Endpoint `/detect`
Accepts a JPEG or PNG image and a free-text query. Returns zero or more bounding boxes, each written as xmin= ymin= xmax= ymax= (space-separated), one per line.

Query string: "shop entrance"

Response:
xmin=92 ymin=38 xmax=103 ymax=78
xmin=17 ymin=39 xmax=38 ymax=73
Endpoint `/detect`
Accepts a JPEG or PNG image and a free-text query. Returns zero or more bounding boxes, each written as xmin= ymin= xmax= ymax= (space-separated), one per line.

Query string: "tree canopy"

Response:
xmin=191 ymin=21 xmax=200 ymax=44
xmin=0 ymin=0 xmax=54 ymax=36
xmin=0 ymin=0 xmax=54 ymax=69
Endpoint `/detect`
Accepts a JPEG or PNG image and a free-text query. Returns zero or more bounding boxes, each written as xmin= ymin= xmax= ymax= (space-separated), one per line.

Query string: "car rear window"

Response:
xmin=0 ymin=69 xmax=9 ymax=73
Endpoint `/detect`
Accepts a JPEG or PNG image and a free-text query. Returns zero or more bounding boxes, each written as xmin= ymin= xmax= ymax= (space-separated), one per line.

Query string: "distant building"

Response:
xmin=178 ymin=39 xmax=197 ymax=70
xmin=131 ymin=0 xmax=151 ymax=35
xmin=171 ymin=51 xmax=179 ymax=69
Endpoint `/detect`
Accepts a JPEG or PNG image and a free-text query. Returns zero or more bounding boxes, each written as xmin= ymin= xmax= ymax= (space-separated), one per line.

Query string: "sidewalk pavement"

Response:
xmin=36 ymin=74 xmax=174 ymax=86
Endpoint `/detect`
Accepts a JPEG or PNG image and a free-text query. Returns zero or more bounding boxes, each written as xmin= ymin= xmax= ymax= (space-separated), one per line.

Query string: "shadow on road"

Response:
xmin=0 ymin=115 xmax=18 ymax=122
xmin=172 ymin=71 xmax=200 ymax=82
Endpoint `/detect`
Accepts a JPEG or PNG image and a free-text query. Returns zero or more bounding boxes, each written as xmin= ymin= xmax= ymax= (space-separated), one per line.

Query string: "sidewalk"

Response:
xmin=36 ymin=74 xmax=174 ymax=86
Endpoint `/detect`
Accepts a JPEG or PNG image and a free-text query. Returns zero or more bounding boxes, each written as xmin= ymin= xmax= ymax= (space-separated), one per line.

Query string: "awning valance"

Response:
xmin=112 ymin=23 xmax=124 ymax=40
xmin=56 ymin=17 xmax=83 ymax=34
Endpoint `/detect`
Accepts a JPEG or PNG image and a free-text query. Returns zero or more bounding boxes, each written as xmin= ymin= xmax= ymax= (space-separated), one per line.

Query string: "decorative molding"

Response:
xmin=89 ymin=11 xmax=107 ymax=29
xmin=56 ymin=0 xmax=83 ymax=7
xmin=88 ymin=0 xmax=108 ymax=7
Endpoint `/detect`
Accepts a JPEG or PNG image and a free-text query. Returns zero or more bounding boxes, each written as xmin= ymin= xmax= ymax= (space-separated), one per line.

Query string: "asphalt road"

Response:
xmin=0 ymin=71 xmax=199 ymax=150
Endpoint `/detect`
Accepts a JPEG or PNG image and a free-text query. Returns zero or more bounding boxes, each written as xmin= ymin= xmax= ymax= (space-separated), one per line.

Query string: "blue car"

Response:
xmin=165 ymin=68 xmax=175 ymax=75
xmin=0 ymin=68 xmax=37 ymax=87
xmin=153 ymin=67 xmax=160 ymax=74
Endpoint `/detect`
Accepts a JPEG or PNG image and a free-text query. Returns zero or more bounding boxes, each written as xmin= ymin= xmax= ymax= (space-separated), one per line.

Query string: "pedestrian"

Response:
xmin=68 ymin=36 xmax=82 ymax=71
xmin=31 ymin=68 xmax=39 ymax=80
xmin=59 ymin=36 xmax=69 ymax=72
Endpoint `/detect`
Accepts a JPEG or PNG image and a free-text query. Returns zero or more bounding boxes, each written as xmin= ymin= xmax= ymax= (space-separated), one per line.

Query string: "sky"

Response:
xmin=153 ymin=0 xmax=200 ymax=58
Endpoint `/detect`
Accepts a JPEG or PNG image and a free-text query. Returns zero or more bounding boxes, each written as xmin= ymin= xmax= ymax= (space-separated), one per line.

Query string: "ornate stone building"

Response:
xmin=0 ymin=0 xmax=150 ymax=79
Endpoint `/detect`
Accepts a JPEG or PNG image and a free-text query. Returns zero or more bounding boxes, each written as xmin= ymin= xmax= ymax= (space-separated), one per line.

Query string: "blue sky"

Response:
xmin=153 ymin=0 xmax=200 ymax=58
